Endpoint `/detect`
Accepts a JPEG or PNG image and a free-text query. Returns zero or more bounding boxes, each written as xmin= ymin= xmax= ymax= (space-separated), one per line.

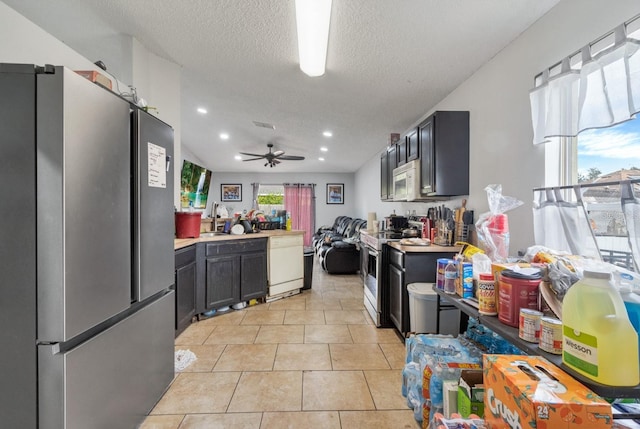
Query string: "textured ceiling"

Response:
xmin=5 ymin=0 xmax=560 ymax=173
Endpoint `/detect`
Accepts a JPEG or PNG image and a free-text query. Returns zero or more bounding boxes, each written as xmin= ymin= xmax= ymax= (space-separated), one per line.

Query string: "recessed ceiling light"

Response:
xmin=318 ymin=157 xmax=325 ymax=161
xmin=197 ymin=107 xmax=207 ymax=114
xmin=234 ymin=155 xmax=242 ymax=160
xmin=320 ymin=146 xmax=328 ymax=152
xmin=323 ymin=131 xmax=332 ymax=137
xmin=219 ymin=133 xmax=229 ymax=140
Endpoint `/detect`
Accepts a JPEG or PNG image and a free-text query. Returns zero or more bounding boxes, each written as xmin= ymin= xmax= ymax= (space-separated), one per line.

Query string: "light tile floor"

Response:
xmin=140 ymin=260 xmax=420 ymax=429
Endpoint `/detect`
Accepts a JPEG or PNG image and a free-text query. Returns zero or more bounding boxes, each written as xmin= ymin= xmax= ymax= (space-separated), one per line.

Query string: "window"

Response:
xmin=538 ymin=15 xmax=640 ymax=271
xmin=256 ymin=185 xmax=284 ymax=216
xmin=576 ymin=120 xmax=640 ymax=183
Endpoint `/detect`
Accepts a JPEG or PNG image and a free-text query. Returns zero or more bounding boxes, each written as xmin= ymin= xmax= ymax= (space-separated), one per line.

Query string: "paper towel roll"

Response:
xmin=367 ymin=212 xmax=377 ymax=230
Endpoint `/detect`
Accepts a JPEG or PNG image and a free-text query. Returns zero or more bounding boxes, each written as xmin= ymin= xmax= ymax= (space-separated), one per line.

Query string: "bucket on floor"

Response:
xmin=303 ymin=247 xmax=314 ymax=290
xmin=175 ymin=212 xmax=201 ymax=238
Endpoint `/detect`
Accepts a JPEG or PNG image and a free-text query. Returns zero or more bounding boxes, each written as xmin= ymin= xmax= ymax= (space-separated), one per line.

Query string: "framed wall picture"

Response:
xmin=221 ymin=184 xmax=242 ymax=202
xmin=326 ymin=183 xmax=344 ymax=204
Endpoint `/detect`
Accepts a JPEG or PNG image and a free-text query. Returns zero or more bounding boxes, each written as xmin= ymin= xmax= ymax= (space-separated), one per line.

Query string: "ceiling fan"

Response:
xmin=239 ymin=143 xmax=305 ymax=168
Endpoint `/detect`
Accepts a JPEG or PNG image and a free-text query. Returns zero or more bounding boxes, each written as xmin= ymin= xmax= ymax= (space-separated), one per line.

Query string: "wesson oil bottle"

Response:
xmin=562 ymin=270 xmax=639 ymax=386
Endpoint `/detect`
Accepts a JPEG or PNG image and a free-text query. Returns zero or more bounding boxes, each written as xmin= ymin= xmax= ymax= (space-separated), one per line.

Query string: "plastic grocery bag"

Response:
xmin=475 ymin=184 xmax=523 ymax=262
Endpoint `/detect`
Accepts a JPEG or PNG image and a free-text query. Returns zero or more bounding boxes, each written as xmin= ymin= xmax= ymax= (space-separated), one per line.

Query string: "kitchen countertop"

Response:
xmin=175 ymin=230 xmax=304 ymax=250
xmin=387 ymin=241 xmax=461 ymax=253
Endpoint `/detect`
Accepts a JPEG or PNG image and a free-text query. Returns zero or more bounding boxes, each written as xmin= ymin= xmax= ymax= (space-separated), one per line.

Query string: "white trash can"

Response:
xmin=407 ymin=283 xmax=460 ymax=335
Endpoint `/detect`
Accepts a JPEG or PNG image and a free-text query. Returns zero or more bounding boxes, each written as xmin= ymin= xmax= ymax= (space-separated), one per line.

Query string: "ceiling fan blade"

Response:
xmin=242 ymin=157 xmax=264 ymax=161
xmin=272 ymin=159 xmax=281 ymax=164
xmin=239 ymin=152 xmax=265 ymax=157
xmin=272 ymin=150 xmax=285 ymax=157
xmin=277 ymin=155 xmax=305 ymax=161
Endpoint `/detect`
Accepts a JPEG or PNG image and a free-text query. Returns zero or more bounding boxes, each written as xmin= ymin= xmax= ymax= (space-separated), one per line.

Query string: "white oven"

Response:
xmin=360 ymin=231 xmax=400 ymax=327
xmin=393 ymin=160 xmax=421 ymax=201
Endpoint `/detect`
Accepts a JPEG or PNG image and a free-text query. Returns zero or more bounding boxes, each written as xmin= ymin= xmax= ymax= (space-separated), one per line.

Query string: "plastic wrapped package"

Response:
xmin=419 ymin=339 xmax=483 ymax=424
xmin=475 ymin=184 xmax=523 ymax=262
xmin=403 ymin=335 xmax=483 ymax=423
xmin=425 ymin=355 xmax=482 ymax=423
xmin=405 ymin=334 xmax=459 ymax=365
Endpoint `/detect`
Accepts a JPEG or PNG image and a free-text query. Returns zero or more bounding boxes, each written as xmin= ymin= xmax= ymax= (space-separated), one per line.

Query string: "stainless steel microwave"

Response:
xmin=392 ymin=159 xmax=421 ymax=201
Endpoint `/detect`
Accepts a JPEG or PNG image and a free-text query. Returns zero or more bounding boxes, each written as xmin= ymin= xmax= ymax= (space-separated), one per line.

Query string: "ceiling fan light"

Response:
xmin=295 ymin=0 xmax=332 ymax=77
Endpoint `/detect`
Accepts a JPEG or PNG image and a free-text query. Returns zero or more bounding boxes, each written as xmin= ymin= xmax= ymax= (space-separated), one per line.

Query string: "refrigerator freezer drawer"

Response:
xmin=38 ymin=291 xmax=175 ymax=429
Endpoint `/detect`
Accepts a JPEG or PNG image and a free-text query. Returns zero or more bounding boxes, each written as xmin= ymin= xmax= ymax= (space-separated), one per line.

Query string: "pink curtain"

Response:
xmin=284 ymin=184 xmax=316 ymax=247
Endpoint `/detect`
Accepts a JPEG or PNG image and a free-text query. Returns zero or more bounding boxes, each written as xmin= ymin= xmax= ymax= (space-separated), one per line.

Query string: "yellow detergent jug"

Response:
xmin=562 ymin=270 xmax=639 ymax=386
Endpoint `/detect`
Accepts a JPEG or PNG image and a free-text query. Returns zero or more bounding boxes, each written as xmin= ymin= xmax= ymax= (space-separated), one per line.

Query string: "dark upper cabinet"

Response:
xmin=407 ymin=128 xmax=419 ymax=161
xmin=380 ymin=144 xmax=398 ymax=201
xmin=396 ymin=137 xmax=407 ymax=166
xmin=419 ymin=118 xmax=434 ymax=194
xmin=380 ymin=151 xmax=388 ymax=200
xmin=418 ymin=111 xmax=469 ymax=197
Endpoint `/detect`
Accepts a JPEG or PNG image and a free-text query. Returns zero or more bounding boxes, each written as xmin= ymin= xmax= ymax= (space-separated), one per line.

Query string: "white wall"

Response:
xmin=355 ymin=0 xmax=640 ymax=255
xmin=131 ymin=39 xmax=182 ymax=208
xmin=0 ymin=1 xmax=183 ymax=207
xmin=203 ymin=172 xmax=355 ymax=228
xmin=0 ymin=2 xmax=103 ymax=71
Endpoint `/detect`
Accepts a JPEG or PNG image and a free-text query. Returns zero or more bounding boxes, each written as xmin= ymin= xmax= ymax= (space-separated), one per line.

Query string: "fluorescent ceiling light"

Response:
xmin=219 ymin=133 xmax=229 ymax=140
xmin=318 ymin=157 xmax=325 ymax=161
xmin=234 ymin=155 xmax=242 ymax=160
xmin=320 ymin=147 xmax=328 ymax=152
xmin=323 ymin=131 xmax=332 ymax=137
xmin=197 ymin=107 xmax=207 ymax=114
xmin=295 ymin=0 xmax=332 ymax=77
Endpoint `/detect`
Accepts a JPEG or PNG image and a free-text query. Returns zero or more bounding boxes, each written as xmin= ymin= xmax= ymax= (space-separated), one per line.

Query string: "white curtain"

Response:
xmin=530 ymin=25 xmax=640 ymax=144
xmin=251 ymin=183 xmax=260 ymax=210
xmin=533 ymin=182 xmax=640 ymax=271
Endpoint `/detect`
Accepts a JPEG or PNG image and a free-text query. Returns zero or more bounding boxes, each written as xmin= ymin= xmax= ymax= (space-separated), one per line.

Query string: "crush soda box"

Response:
xmin=483 ymin=355 xmax=612 ymax=429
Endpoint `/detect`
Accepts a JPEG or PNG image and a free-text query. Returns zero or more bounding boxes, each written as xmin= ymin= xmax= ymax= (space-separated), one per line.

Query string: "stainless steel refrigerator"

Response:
xmin=0 ymin=63 xmax=175 ymax=429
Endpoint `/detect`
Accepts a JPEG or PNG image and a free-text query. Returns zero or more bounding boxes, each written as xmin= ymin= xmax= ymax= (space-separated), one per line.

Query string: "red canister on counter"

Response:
xmin=497 ymin=268 xmax=542 ymax=327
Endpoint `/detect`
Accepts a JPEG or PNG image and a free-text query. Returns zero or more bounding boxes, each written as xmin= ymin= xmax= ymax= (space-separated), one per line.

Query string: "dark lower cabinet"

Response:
xmin=205 ymin=254 xmax=240 ymax=309
xmin=240 ymin=252 xmax=267 ymax=301
xmin=202 ymin=238 xmax=268 ymax=311
xmin=388 ymin=263 xmax=404 ymax=332
xmin=179 ymin=238 xmax=269 ymax=320
xmin=387 ymin=246 xmax=459 ymax=334
xmin=175 ymin=245 xmax=197 ymax=336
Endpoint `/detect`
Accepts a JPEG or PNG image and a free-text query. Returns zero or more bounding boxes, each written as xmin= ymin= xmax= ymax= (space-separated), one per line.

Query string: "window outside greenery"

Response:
xmin=257 ymin=185 xmax=284 ymax=215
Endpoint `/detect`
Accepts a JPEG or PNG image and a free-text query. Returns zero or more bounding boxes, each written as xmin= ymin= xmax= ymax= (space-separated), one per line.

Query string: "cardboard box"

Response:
xmin=483 ymin=355 xmax=612 ymax=429
xmin=458 ymin=370 xmax=484 ymax=418
xmin=75 ymin=70 xmax=112 ymax=90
